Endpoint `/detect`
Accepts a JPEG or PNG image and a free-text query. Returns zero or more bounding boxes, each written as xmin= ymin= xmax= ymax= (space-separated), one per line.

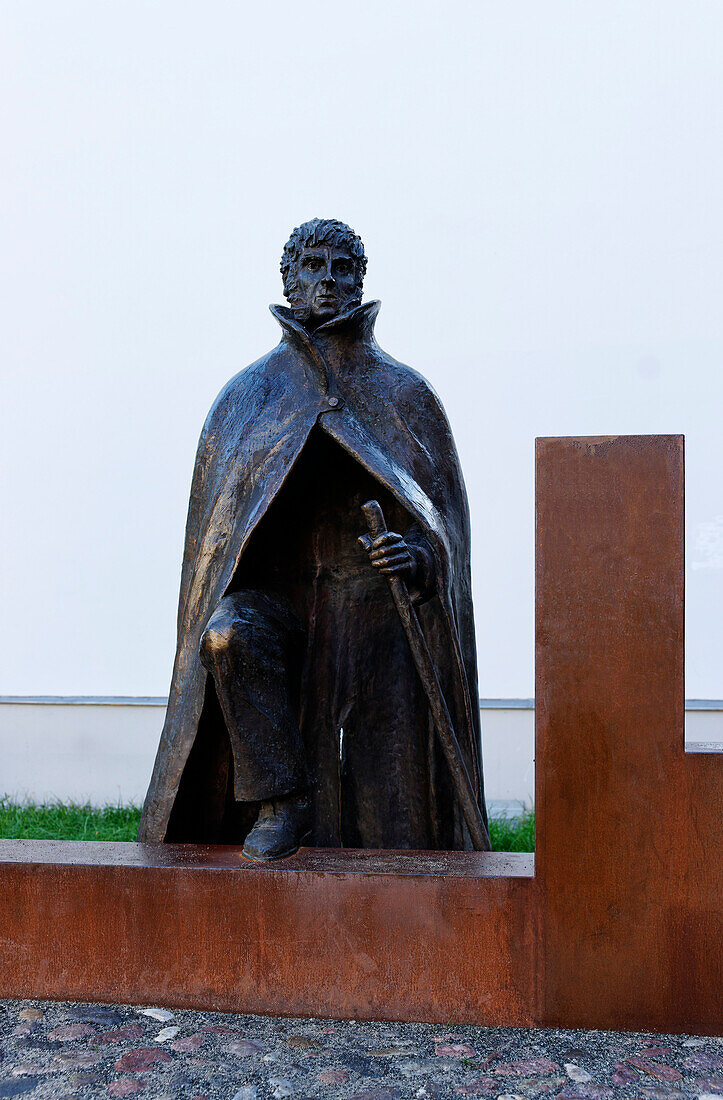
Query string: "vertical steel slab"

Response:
xmin=536 ymin=435 xmax=722 ymax=1035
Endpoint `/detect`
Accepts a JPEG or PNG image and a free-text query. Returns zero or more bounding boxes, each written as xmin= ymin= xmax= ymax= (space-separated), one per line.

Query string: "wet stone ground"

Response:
xmin=0 ymin=1000 xmax=720 ymax=1100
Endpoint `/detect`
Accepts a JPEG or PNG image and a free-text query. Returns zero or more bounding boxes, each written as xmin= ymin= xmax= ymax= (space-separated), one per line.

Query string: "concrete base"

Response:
xmin=0 ymin=697 xmax=719 ymax=808
xmin=0 ymin=698 xmax=536 ymax=808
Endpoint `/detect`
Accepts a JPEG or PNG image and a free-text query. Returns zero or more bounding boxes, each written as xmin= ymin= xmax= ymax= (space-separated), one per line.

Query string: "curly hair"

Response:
xmin=280 ymin=218 xmax=367 ymax=316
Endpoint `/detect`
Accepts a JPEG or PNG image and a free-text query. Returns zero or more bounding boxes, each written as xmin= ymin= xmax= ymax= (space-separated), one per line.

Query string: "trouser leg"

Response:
xmin=199 ymin=589 xmax=309 ymax=802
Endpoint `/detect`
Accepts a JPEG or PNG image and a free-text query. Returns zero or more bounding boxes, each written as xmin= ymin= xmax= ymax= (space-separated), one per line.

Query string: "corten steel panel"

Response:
xmin=0 ymin=844 xmax=537 ymax=1024
xmin=536 ymin=435 xmax=722 ymax=1036
xmin=0 ymin=434 xmax=720 ymax=1031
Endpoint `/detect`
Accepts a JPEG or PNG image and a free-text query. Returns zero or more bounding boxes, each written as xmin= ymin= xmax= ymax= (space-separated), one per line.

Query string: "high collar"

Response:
xmin=270 ymin=299 xmax=381 ymax=347
xmin=268 ymin=300 xmax=381 ymax=396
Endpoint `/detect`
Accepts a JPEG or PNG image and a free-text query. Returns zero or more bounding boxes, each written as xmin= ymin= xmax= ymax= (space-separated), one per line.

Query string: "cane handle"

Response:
xmin=362 ymin=499 xmax=387 ymax=541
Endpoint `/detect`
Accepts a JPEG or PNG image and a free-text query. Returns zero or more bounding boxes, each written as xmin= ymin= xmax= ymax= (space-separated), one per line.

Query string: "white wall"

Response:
xmin=2 ymin=1 xmax=722 ymax=700
xmin=0 ymin=700 xmax=718 ymax=809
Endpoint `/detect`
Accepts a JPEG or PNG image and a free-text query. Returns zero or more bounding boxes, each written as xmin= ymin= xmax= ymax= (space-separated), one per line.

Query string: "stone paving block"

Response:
xmin=0 ymin=998 xmax=720 ymax=1100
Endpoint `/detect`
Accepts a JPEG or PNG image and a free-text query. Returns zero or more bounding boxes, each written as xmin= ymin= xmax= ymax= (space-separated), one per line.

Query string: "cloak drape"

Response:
xmin=138 ymin=300 xmax=487 ymax=847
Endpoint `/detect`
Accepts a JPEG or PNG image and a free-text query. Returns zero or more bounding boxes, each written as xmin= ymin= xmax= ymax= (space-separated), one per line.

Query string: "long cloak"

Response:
xmin=138 ymin=300 xmax=487 ymax=847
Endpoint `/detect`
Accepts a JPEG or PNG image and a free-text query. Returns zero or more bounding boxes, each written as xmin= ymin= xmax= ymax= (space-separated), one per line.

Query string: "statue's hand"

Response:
xmin=366 ymin=531 xmax=418 ymax=581
xmin=358 ymin=520 xmax=434 ymax=603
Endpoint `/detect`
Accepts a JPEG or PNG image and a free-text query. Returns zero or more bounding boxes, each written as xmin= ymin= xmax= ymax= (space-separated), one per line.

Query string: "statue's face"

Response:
xmin=294 ymin=245 xmax=359 ymax=326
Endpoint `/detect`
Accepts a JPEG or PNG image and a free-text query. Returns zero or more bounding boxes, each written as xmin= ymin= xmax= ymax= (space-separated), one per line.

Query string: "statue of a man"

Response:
xmin=139 ymin=219 xmax=488 ymax=859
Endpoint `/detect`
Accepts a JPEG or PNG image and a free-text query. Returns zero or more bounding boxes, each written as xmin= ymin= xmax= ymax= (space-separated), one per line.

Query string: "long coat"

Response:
xmin=138 ymin=300 xmax=487 ymax=847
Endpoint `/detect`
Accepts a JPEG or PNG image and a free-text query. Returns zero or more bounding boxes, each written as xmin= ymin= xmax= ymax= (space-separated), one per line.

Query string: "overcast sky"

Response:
xmin=1 ymin=1 xmax=722 ymax=697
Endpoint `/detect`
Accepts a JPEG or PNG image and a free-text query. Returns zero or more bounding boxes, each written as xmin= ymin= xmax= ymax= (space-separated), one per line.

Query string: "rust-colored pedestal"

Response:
xmin=0 ymin=846 xmax=535 ymax=1023
xmin=0 ymin=435 xmax=719 ymax=1033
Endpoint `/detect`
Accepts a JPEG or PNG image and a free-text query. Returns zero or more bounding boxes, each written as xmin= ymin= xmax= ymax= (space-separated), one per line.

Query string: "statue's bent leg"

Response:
xmin=199 ymin=590 xmax=310 ymax=804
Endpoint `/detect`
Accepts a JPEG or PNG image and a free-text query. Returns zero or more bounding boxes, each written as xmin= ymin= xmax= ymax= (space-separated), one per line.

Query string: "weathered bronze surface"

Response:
xmin=0 ymin=435 xmax=719 ymax=1032
xmin=361 ymin=500 xmax=490 ymax=851
xmin=138 ymin=219 xmax=487 ymax=855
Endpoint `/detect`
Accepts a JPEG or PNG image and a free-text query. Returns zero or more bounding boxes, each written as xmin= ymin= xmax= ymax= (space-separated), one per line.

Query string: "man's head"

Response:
xmin=280 ymin=219 xmax=367 ymax=327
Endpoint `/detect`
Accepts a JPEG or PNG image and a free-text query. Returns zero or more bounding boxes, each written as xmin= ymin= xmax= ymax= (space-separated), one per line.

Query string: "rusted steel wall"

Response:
xmin=0 ymin=845 xmax=536 ymax=1024
xmin=0 ymin=435 xmax=719 ymax=1031
xmin=536 ymin=435 xmax=722 ymax=1035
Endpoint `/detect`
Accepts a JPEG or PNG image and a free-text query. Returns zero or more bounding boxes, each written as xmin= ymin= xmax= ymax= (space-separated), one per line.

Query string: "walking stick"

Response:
xmin=359 ymin=500 xmax=491 ymax=852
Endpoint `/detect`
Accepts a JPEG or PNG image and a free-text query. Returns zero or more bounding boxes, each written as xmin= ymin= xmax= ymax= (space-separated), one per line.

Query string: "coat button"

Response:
xmin=327 ymin=396 xmax=340 ymax=408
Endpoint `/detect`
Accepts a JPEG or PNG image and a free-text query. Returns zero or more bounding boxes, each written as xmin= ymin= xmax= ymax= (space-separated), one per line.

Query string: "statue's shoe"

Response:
xmin=242 ymin=795 xmax=311 ymax=861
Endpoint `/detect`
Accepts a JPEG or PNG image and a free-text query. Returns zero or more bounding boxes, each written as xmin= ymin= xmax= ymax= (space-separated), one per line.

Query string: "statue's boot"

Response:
xmin=242 ymin=793 xmax=312 ymax=861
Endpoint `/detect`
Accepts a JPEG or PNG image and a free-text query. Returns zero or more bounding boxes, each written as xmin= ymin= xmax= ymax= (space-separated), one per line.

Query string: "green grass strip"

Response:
xmin=0 ymin=799 xmax=535 ymax=851
xmin=488 ymin=810 xmax=535 ymax=852
xmin=0 ymin=798 xmax=142 ymax=841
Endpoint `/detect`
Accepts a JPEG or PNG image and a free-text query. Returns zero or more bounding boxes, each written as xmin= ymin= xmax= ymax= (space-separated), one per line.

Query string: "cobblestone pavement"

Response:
xmin=0 ymin=999 xmax=720 ymax=1100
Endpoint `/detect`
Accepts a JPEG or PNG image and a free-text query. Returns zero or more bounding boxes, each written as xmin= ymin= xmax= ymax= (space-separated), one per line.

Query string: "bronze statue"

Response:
xmin=138 ymin=219 xmax=489 ymax=858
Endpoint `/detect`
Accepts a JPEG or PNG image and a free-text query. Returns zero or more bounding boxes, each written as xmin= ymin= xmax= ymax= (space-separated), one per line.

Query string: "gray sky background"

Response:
xmin=1 ymin=1 xmax=722 ymax=696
